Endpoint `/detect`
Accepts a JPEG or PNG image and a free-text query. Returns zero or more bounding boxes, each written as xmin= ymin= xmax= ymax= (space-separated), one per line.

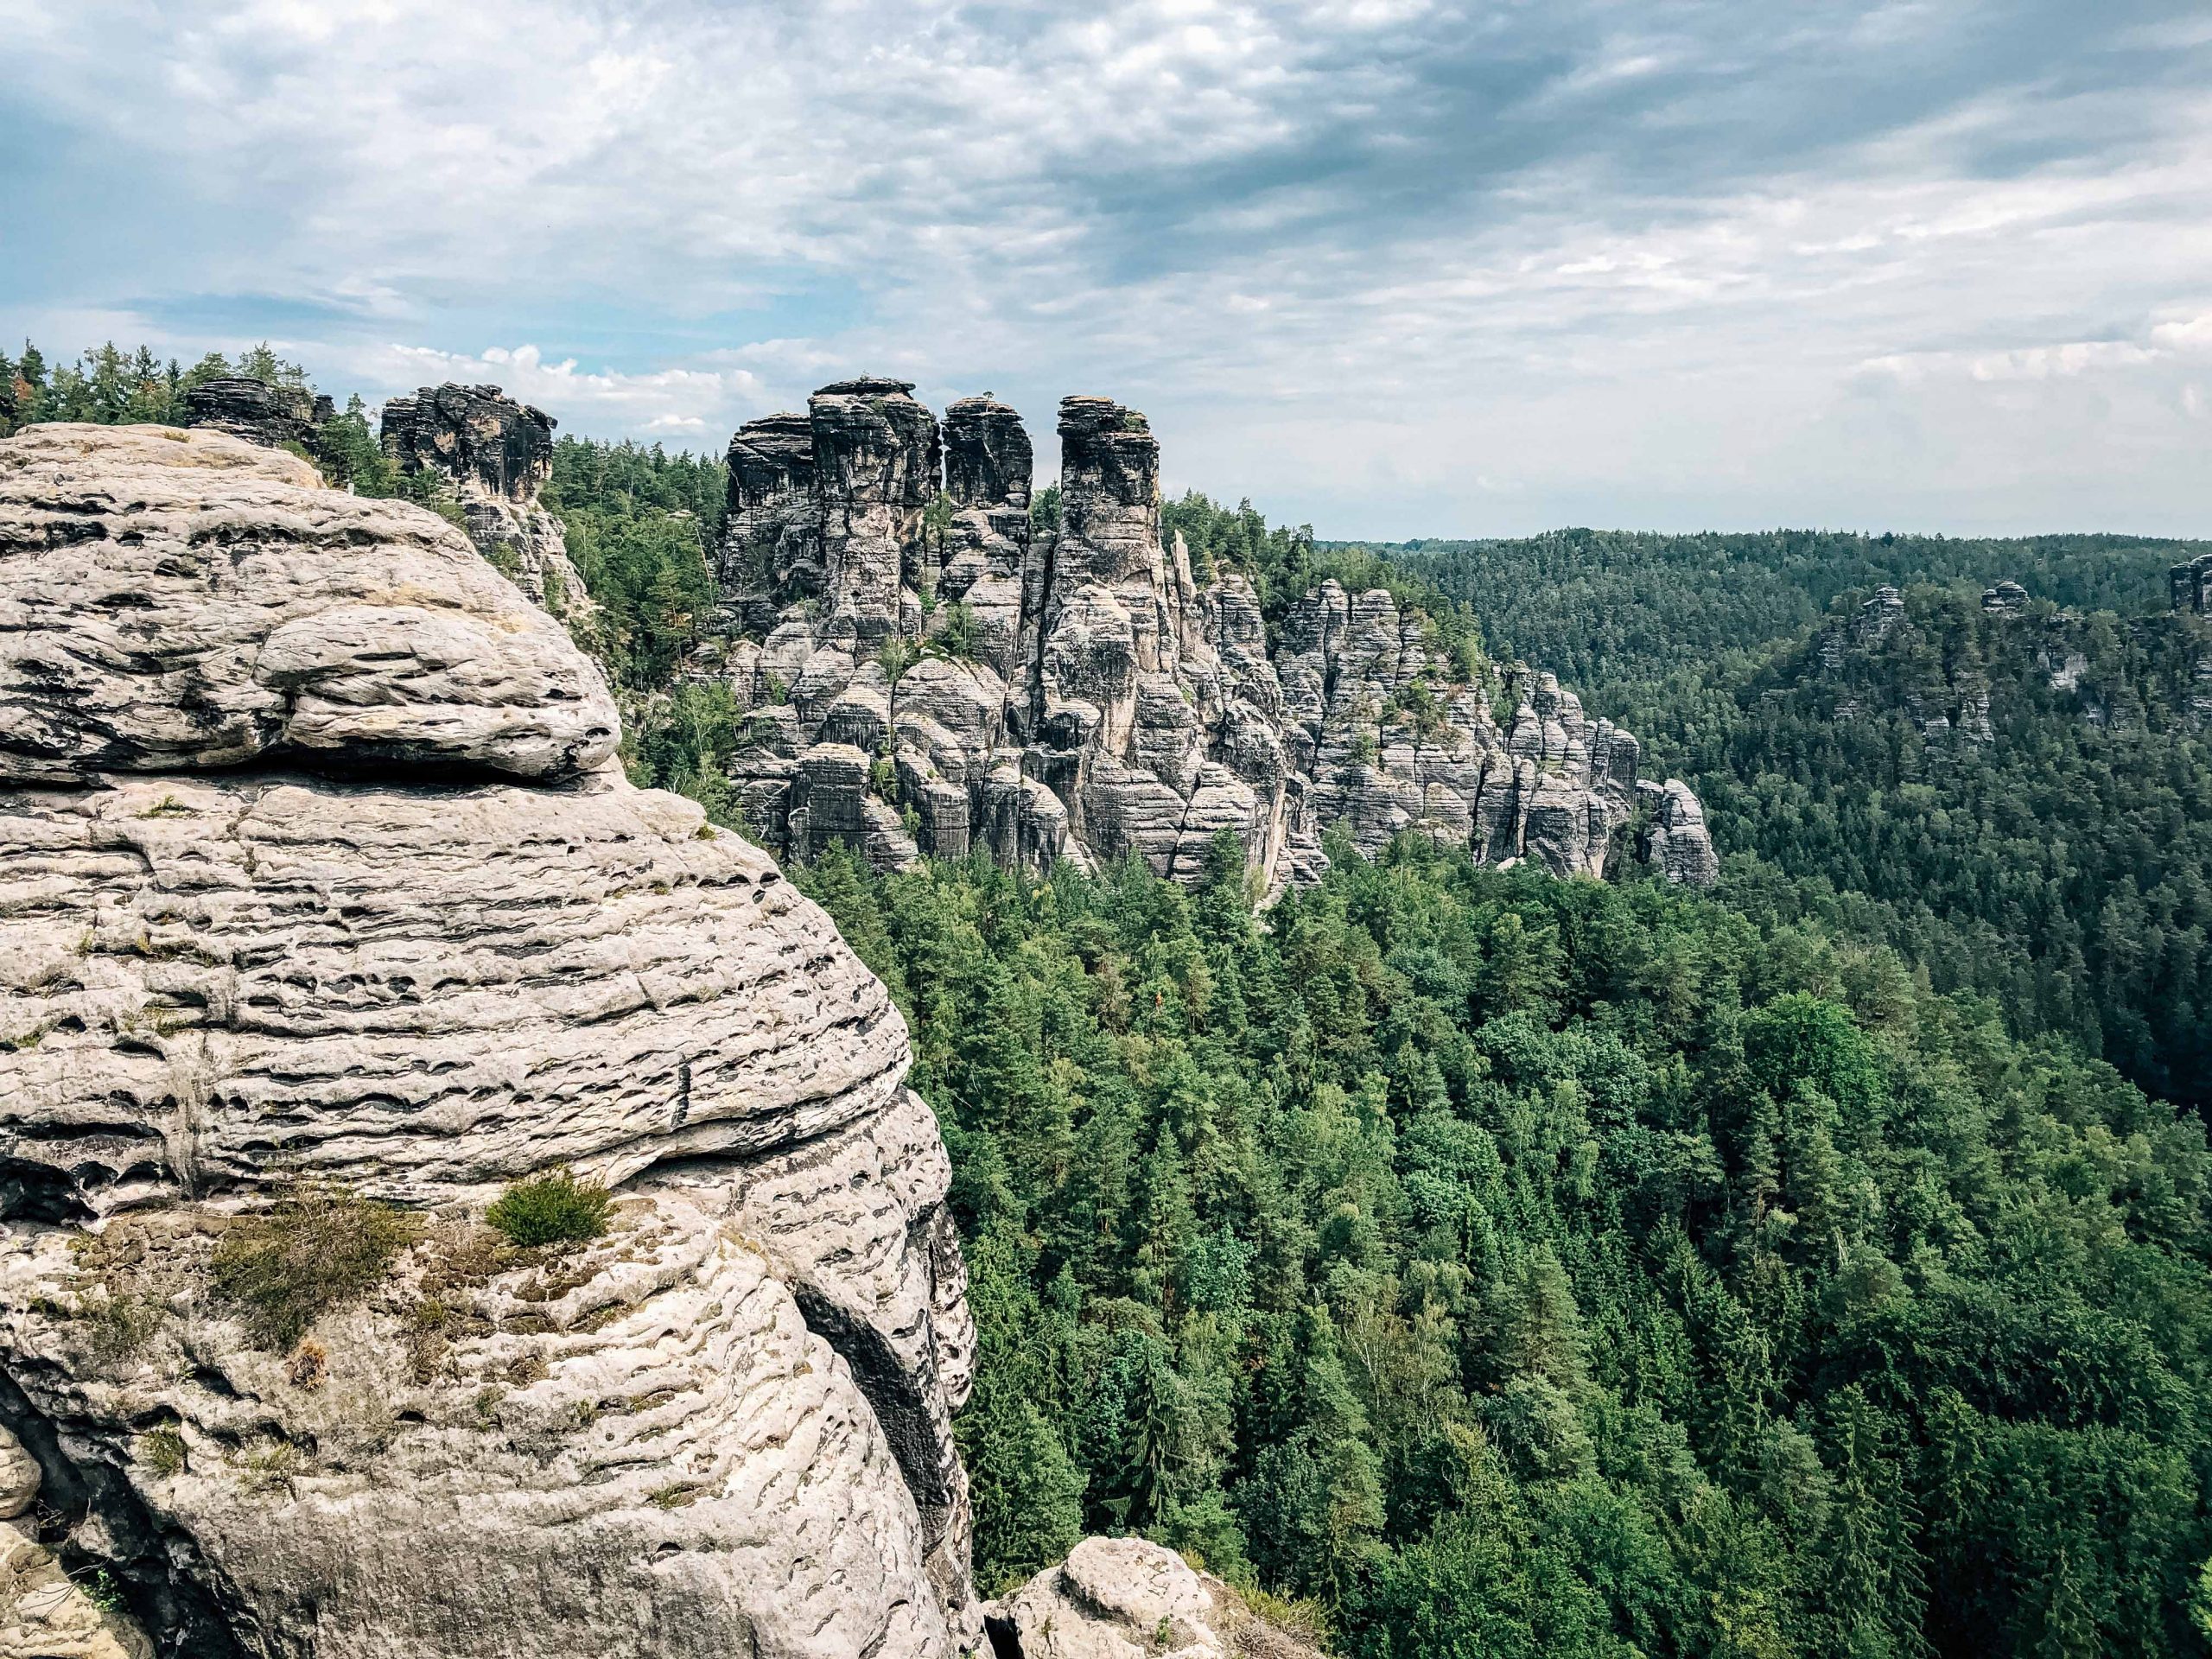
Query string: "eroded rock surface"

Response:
xmin=0 ymin=425 xmax=616 ymax=785
xmin=382 ymin=384 xmax=595 ymax=628
xmin=0 ymin=424 xmax=979 ymax=1657
xmin=703 ymin=385 xmax=1714 ymax=890
xmin=986 ymin=1538 xmax=1322 ymax=1659
xmin=180 ymin=378 xmax=330 ymax=454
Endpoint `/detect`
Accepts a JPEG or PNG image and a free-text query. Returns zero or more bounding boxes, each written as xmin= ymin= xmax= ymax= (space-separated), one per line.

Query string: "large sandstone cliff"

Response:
xmin=706 ymin=383 xmax=1717 ymax=892
xmin=0 ymin=425 xmax=978 ymax=1656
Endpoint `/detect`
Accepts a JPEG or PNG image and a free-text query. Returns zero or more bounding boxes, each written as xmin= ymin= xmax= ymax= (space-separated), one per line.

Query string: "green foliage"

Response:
xmin=880 ymin=635 xmax=919 ymax=686
xmin=1165 ymin=493 xmax=1488 ymax=677
xmin=485 ymin=1167 xmax=615 ymax=1248
xmin=1031 ymin=481 xmax=1062 ymax=531
xmin=210 ymin=1184 xmax=421 ymax=1350
xmin=800 ymin=837 xmax=2212 ymax=1658
xmin=139 ymin=1425 xmax=188 ymax=1477
xmin=0 ymin=338 xmax=326 ymax=437
xmin=316 ymin=393 xmax=402 ymax=495
xmin=544 ymin=434 xmax=724 ymax=689
xmin=1387 ymin=527 xmax=2193 ymax=688
xmin=1400 ymin=533 xmax=2212 ymax=1106
xmin=930 ymin=600 xmax=982 ymax=662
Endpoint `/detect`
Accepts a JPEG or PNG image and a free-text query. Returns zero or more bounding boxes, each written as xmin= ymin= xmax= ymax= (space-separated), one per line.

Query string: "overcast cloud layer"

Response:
xmin=5 ymin=0 xmax=2210 ymax=537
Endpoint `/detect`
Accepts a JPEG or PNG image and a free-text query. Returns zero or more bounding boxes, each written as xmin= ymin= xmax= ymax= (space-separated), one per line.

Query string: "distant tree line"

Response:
xmin=1385 ymin=529 xmax=2212 ymax=1109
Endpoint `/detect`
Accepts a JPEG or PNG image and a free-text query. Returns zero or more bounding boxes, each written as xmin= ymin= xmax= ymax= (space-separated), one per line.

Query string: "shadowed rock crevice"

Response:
xmin=0 ymin=1369 xmax=249 ymax=1659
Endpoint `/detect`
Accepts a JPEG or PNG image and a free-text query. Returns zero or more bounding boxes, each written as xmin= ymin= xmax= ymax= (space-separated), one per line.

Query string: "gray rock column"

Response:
xmin=811 ymin=378 xmax=939 ymax=658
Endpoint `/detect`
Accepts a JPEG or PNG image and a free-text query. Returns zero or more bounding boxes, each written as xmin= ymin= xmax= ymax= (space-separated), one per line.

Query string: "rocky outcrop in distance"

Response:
xmin=706 ymin=381 xmax=1716 ymax=892
xmin=985 ymin=1537 xmax=1325 ymax=1659
xmin=2173 ymin=550 xmax=2212 ymax=615
xmin=380 ymin=383 xmax=596 ymax=630
xmin=0 ymin=425 xmax=980 ymax=1656
xmin=180 ymin=378 xmax=333 ymax=454
xmin=1809 ymin=577 xmax=2212 ymax=739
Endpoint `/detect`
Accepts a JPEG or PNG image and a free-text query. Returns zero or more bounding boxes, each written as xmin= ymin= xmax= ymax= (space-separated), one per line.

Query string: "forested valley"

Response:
xmin=1382 ymin=530 xmax=2212 ymax=1110
xmin=9 ymin=342 xmax=2212 ymax=1656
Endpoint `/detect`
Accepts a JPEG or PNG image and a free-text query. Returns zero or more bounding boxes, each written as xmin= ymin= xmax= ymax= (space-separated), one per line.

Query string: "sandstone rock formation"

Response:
xmin=2173 ymin=550 xmax=2212 ymax=615
xmin=0 ymin=1423 xmax=154 ymax=1658
xmin=0 ymin=425 xmax=979 ymax=1657
xmin=181 ymin=378 xmax=331 ymax=454
xmin=1639 ymin=779 xmax=1721 ymax=887
xmin=381 ymin=383 xmax=595 ymax=629
xmin=705 ymin=385 xmax=1714 ymax=891
xmin=985 ymin=1538 xmax=1322 ymax=1659
xmin=0 ymin=425 xmax=616 ymax=787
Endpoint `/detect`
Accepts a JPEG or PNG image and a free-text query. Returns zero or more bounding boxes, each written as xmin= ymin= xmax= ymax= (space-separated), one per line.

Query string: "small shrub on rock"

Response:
xmin=139 ymin=1426 xmax=188 ymax=1477
xmin=484 ymin=1168 xmax=613 ymax=1249
xmin=211 ymin=1184 xmax=419 ymax=1350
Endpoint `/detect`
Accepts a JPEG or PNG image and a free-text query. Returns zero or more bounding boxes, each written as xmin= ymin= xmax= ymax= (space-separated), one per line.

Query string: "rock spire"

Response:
xmin=706 ymin=384 xmax=1717 ymax=891
xmin=380 ymin=382 xmax=596 ymax=628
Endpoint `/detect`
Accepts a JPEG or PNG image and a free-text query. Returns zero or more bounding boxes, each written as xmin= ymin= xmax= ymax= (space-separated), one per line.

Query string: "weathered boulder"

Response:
xmin=0 ymin=425 xmax=616 ymax=785
xmin=380 ymin=384 xmax=594 ymax=626
xmin=986 ymin=1538 xmax=1323 ymax=1659
xmin=0 ymin=424 xmax=980 ymax=1657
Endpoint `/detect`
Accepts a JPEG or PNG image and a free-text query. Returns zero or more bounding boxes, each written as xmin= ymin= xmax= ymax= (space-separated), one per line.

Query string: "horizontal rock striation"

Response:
xmin=702 ymin=385 xmax=1715 ymax=891
xmin=181 ymin=377 xmax=331 ymax=453
xmin=0 ymin=424 xmax=979 ymax=1657
xmin=0 ymin=425 xmax=615 ymax=785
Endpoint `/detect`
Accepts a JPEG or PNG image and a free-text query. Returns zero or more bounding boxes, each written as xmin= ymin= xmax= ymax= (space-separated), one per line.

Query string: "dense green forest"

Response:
xmin=800 ymin=836 xmax=2212 ymax=1656
xmin=1340 ymin=528 xmax=2212 ymax=1110
xmin=1382 ymin=530 xmax=2190 ymax=697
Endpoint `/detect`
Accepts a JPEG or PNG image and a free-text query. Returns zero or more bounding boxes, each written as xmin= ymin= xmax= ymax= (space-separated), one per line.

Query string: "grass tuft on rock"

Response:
xmin=210 ymin=1184 xmax=420 ymax=1350
xmin=484 ymin=1167 xmax=613 ymax=1249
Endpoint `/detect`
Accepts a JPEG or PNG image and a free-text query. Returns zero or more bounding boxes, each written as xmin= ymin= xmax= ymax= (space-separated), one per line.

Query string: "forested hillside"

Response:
xmin=1346 ymin=527 xmax=2212 ymax=1109
xmin=801 ymin=836 xmax=2212 ymax=1656
xmin=1385 ymin=530 xmax=2190 ymax=700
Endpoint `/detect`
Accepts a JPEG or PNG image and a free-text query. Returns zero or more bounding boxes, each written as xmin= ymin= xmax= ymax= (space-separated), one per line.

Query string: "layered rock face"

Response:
xmin=381 ymin=383 xmax=594 ymax=629
xmin=0 ymin=426 xmax=979 ymax=1656
xmin=181 ymin=378 xmax=332 ymax=453
xmin=708 ymin=385 xmax=1714 ymax=891
xmin=0 ymin=425 xmax=615 ymax=787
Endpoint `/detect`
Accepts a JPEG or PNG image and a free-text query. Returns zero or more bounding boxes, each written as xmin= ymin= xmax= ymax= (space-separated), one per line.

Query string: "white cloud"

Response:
xmin=5 ymin=0 xmax=2210 ymax=536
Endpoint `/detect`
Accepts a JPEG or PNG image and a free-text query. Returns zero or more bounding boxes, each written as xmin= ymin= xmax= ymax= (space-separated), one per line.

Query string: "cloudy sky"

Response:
xmin=5 ymin=0 xmax=2210 ymax=538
